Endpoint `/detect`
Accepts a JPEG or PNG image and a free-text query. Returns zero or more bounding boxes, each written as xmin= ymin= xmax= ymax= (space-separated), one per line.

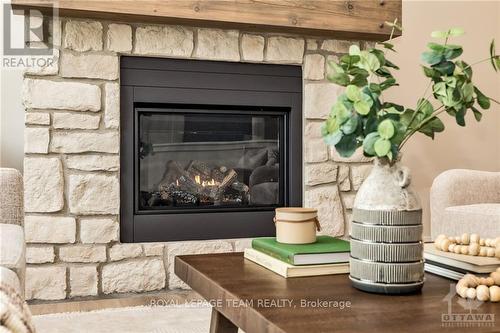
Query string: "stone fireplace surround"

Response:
xmin=22 ymin=17 xmax=374 ymax=301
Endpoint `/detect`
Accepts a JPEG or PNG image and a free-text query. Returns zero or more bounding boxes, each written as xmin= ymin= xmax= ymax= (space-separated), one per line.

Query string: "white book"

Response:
xmin=244 ymin=248 xmax=349 ymax=278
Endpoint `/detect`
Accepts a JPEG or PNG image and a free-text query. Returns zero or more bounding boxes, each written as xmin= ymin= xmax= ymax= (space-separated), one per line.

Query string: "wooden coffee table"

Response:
xmin=175 ymin=253 xmax=500 ymax=333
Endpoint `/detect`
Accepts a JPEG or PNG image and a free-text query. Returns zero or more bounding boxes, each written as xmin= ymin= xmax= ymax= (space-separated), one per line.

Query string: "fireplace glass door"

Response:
xmin=137 ymin=107 xmax=285 ymax=212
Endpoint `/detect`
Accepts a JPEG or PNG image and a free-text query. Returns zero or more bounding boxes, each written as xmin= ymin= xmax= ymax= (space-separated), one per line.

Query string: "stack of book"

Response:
xmin=244 ymin=235 xmax=350 ymax=278
xmin=424 ymin=243 xmax=500 ymax=280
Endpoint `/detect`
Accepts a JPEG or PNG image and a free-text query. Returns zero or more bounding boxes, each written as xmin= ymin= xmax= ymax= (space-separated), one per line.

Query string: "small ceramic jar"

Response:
xmin=274 ymin=207 xmax=320 ymax=244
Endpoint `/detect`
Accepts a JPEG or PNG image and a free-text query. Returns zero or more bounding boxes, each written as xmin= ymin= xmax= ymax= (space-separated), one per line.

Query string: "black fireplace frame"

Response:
xmin=120 ymin=56 xmax=302 ymax=242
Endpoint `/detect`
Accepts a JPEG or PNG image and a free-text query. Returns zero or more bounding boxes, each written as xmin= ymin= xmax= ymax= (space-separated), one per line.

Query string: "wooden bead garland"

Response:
xmin=434 ymin=233 xmax=500 ymax=259
xmin=456 ymin=269 xmax=500 ymax=302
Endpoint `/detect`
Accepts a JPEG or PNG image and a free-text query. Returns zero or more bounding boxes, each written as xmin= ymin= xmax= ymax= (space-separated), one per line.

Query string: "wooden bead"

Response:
xmin=490 ymin=286 xmax=500 ymax=302
xmin=477 ymin=285 xmax=490 ymax=301
xmin=490 ymin=272 xmax=500 ymax=285
xmin=466 ymin=288 xmax=476 ymax=300
xmin=448 ymin=244 xmax=455 ymax=252
xmin=485 ymin=277 xmax=495 ymax=287
xmin=455 ymin=236 xmax=462 ymax=244
xmin=434 ymin=238 xmax=442 ymax=250
xmin=441 ymin=239 xmax=451 ymax=252
xmin=454 ymin=245 xmax=462 ymax=254
xmin=486 ymin=238 xmax=492 ymax=247
xmin=461 ymin=233 xmax=470 ymax=245
xmin=470 ymin=233 xmax=480 ymax=244
xmin=456 ymin=284 xmax=468 ymax=298
xmin=496 ymin=267 xmax=500 ymax=273
xmin=479 ymin=247 xmax=488 ymax=256
xmin=460 ymin=246 xmax=469 ymax=255
xmin=487 ymin=247 xmax=495 ymax=257
xmin=463 ymin=274 xmax=479 ymax=287
xmin=480 ymin=238 xmax=486 ymax=246
xmin=468 ymin=243 xmax=480 ymax=256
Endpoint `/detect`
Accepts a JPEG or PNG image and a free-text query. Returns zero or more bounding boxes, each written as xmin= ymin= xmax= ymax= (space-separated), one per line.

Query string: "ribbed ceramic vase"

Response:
xmin=349 ymin=157 xmax=424 ymax=294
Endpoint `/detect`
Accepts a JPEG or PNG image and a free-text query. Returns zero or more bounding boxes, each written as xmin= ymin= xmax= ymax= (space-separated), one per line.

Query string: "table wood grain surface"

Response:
xmin=175 ymin=253 xmax=500 ymax=333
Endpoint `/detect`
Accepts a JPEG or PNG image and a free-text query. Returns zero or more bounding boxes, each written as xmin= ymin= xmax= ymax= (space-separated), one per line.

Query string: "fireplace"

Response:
xmin=120 ymin=57 xmax=303 ymax=242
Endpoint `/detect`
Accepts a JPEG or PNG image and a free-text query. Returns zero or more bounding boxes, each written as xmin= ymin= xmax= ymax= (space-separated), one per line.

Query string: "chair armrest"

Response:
xmin=430 ymin=169 xmax=500 ymax=239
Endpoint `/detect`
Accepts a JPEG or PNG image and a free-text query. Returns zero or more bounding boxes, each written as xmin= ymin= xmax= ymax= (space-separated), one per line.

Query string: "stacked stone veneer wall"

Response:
xmin=22 ymin=17 xmax=374 ymax=301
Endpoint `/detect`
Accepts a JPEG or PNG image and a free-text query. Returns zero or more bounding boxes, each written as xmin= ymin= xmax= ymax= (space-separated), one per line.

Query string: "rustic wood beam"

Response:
xmin=12 ymin=0 xmax=402 ymax=40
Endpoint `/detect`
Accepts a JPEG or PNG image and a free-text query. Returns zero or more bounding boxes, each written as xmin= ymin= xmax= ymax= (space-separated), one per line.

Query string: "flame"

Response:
xmin=200 ymin=178 xmax=216 ymax=187
xmin=195 ymin=175 xmax=201 ymax=184
xmin=176 ymin=180 xmax=179 ymax=186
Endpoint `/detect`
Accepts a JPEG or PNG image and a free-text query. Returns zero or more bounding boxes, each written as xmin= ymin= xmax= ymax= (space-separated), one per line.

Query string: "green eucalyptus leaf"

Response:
xmin=340 ymin=54 xmax=360 ymax=67
xmin=431 ymin=30 xmax=448 ymax=39
xmin=380 ymin=77 xmax=398 ymax=91
xmin=354 ymin=100 xmax=370 ymax=115
xmin=324 ymin=130 xmax=343 ymax=146
xmin=378 ymin=119 xmax=395 ymax=139
xmin=422 ymin=66 xmax=440 ymax=79
xmin=349 ymin=45 xmax=361 ymax=56
xmin=370 ymin=49 xmax=386 ymax=67
xmin=462 ymin=82 xmax=474 ymax=103
xmin=325 ymin=117 xmax=339 ymax=133
xmin=474 ymin=87 xmax=490 ymax=109
xmin=449 ymin=27 xmax=465 ymax=37
xmin=332 ymin=100 xmax=351 ymax=123
xmin=421 ymin=51 xmax=443 ymax=65
xmin=375 ymin=67 xmax=392 ymax=78
xmin=427 ymin=42 xmax=445 ymax=52
xmin=417 ymin=98 xmax=434 ymax=116
xmin=374 ymin=138 xmax=391 ymax=157
xmin=471 ymin=107 xmax=482 ymax=121
xmin=327 ymin=60 xmax=345 ymax=73
xmin=334 ymin=133 xmax=358 ymax=158
xmin=490 ymin=39 xmax=497 ymax=71
xmin=455 ymin=60 xmax=473 ymax=79
xmin=382 ymin=102 xmax=404 ymax=112
xmin=346 ymin=85 xmax=362 ymax=102
xmin=444 ymin=76 xmax=457 ymax=88
xmin=364 ymin=115 xmax=378 ymax=134
xmin=378 ymin=42 xmax=396 ymax=52
xmin=444 ymin=46 xmax=463 ymax=60
xmin=369 ymin=83 xmax=382 ymax=95
xmin=350 ymin=74 xmax=368 ymax=87
xmin=359 ymin=51 xmax=381 ymax=72
xmin=327 ymin=72 xmax=350 ymax=86
xmin=455 ymin=107 xmax=466 ymax=126
xmin=362 ymin=132 xmax=380 ymax=156
xmin=391 ymin=122 xmax=407 ymax=145
xmin=418 ymin=117 xmax=445 ymax=139
xmin=384 ymin=59 xmax=400 ymax=70
xmin=341 ymin=115 xmax=359 ymax=135
xmin=433 ymin=82 xmax=447 ymax=97
xmin=432 ymin=61 xmax=455 ymax=75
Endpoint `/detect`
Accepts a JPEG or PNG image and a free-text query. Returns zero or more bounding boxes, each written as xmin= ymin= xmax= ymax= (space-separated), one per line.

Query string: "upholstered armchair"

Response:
xmin=0 ymin=168 xmax=25 ymax=296
xmin=430 ymin=169 xmax=500 ymax=240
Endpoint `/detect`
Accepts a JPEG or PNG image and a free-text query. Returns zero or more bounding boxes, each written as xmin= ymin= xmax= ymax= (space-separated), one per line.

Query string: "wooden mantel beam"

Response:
xmin=12 ymin=0 xmax=402 ymax=41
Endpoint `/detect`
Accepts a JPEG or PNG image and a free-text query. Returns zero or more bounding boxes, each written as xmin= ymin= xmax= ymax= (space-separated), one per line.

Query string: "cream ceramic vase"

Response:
xmin=349 ymin=158 xmax=424 ymax=294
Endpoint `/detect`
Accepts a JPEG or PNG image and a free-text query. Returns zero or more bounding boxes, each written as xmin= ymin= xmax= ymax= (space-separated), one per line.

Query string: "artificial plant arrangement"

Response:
xmin=328 ymin=21 xmax=500 ymax=295
xmin=321 ymin=20 xmax=499 ymax=161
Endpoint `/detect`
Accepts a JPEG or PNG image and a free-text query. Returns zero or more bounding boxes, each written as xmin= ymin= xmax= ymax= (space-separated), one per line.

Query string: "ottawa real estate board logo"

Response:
xmin=442 ymin=284 xmax=495 ymax=328
xmin=2 ymin=2 xmax=56 ymax=69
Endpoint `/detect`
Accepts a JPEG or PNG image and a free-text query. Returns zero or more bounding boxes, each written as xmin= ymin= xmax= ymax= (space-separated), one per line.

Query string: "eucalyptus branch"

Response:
xmin=462 ymin=56 xmax=499 ymax=71
xmin=399 ymin=105 xmax=446 ymax=149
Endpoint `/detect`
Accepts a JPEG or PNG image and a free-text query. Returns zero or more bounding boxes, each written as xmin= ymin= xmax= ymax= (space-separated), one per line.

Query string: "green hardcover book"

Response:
xmin=252 ymin=236 xmax=350 ymax=265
